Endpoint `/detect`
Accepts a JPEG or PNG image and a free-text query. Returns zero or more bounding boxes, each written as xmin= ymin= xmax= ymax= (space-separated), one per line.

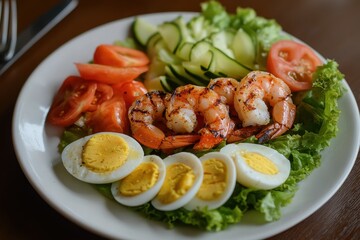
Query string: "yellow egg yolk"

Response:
xmin=197 ymin=158 xmax=227 ymax=201
xmin=118 ymin=162 xmax=159 ymax=196
xmin=241 ymin=151 xmax=278 ymax=175
xmin=157 ymin=163 xmax=195 ymax=204
xmin=82 ymin=134 xmax=129 ymax=173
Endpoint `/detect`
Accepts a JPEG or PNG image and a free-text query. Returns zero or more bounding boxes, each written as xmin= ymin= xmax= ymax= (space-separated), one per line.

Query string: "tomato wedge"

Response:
xmin=85 ymin=95 xmax=129 ymax=134
xmin=112 ymin=80 xmax=148 ymax=108
xmin=267 ymin=40 xmax=322 ymax=92
xmin=47 ymin=76 xmax=97 ymax=127
xmin=75 ymin=63 xmax=148 ymax=85
xmin=94 ymin=44 xmax=149 ymax=67
xmin=87 ymin=83 xmax=114 ymax=111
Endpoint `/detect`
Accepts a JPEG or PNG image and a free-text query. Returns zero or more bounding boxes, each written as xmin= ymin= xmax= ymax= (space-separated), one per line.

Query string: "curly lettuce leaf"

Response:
xmin=133 ymin=201 xmax=242 ymax=231
xmin=58 ymin=125 xmax=91 ymax=153
xmin=296 ymin=60 xmax=345 ymax=152
xmin=201 ymin=0 xmax=231 ymax=29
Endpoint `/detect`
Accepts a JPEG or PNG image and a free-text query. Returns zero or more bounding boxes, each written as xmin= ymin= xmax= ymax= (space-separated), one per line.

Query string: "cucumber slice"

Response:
xmin=146 ymin=33 xmax=163 ymax=58
xmin=187 ymin=15 xmax=218 ymax=41
xmin=190 ymin=40 xmax=251 ymax=80
xmin=174 ymin=16 xmax=194 ymax=43
xmin=167 ymin=64 xmax=204 ymax=86
xmin=132 ymin=18 xmax=158 ymax=47
xmin=232 ymin=28 xmax=256 ymax=69
xmin=158 ymin=22 xmax=182 ymax=53
xmin=145 ymin=57 xmax=166 ymax=80
xmin=187 ymin=16 xmax=206 ymax=41
xmin=209 ymin=45 xmax=251 ymax=79
xmin=182 ymin=62 xmax=209 ymax=85
xmin=158 ymin=48 xmax=181 ymax=65
xmin=164 ymin=65 xmax=184 ymax=86
xmin=210 ymin=30 xmax=235 ymax=58
xmin=189 ymin=41 xmax=214 ymax=70
xmin=175 ymin=42 xmax=193 ymax=61
xmin=160 ymin=76 xmax=177 ymax=92
xmin=144 ymin=76 xmax=165 ymax=91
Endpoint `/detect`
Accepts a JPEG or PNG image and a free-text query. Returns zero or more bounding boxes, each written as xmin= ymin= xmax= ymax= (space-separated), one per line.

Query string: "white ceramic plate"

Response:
xmin=12 ymin=12 xmax=360 ymax=240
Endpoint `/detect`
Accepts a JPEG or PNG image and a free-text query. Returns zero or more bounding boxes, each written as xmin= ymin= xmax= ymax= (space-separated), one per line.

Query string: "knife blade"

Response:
xmin=0 ymin=0 xmax=78 ymax=76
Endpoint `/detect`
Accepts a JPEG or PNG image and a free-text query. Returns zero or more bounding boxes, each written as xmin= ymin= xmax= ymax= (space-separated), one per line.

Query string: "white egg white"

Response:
xmin=151 ymin=152 xmax=203 ymax=211
xmin=61 ymin=132 xmax=144 ymax=184
xmin=111 ymin=155 xmax=166 ymax=207
xmin=220 ymin=143 xmax=291 ymax=190
xmin=184 ymin=152 xmax=236 ymax=211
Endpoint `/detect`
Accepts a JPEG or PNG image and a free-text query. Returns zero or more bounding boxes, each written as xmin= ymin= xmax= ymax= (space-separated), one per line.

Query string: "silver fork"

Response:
xmin=0 ymin=0 xmax=17 ymax=62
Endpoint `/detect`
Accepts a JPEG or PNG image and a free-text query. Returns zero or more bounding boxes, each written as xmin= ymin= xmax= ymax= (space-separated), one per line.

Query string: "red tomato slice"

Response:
xmin=112 ymin=80 xmax=148 ymax=108
xmin=94 ymin=44 xmax=149 ymax=67
xmin=87 ymin=83 xmax=114 ymax=111
xmin=267 ymin=40 xmax=322 ymax=92
xmin=75 ymin=63 xmax=148 ymax=85
xmin=47 ymin=76 xmax=97 ymax=127
xmin=85 ymin=95 xmax=129 ymax=134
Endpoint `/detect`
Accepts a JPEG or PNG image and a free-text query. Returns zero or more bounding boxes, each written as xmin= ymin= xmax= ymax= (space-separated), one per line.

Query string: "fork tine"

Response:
xmin=0 ymin=0 xmax=17 ymax=61
xmin=6 ymin=0 xmax=17 ymax=60
xmin=0 ymin=0 xmax=10 ymax=49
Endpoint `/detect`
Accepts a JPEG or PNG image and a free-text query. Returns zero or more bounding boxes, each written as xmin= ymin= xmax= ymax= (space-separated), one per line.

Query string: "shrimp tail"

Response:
xmin=227 ymin=125 xmax=263 ymax=143
xmin=193 ymin=128 xmax=226 ymax=150
xmin=256 ymin=100 xmax=296 ymax=143
xmin=256 ymin=123 xmax=286 ymax=143
xmin=159 ymin=135 xmax=201 ymax=149
xmin=193 ymin=134 xmax=223 ymax=150
xmin=132 ymin=124 xmax=165 ymax=149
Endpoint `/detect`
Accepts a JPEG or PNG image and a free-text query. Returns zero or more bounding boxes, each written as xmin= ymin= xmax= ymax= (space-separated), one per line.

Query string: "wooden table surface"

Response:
xmin=1 ymin=0 xmax=359 ymax=239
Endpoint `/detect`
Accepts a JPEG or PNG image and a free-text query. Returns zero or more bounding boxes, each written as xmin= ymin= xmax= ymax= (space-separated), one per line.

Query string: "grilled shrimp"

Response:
xmin=128 ymin=91 xmax=200 ymax=149
xmin=208 ymin=77 xmax=239 ymax=108
xmin=208 ymin=77 xmax=263 ymax=142
xmin=234 ymin=71 xmax=296 ymax=142
xmin=165 ymin=85 xmax=231 ymax=150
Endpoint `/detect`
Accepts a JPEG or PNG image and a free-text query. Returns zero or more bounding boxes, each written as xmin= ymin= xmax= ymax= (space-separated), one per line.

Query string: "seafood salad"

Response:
xmin=47 ymin=0 xmax=344 ymax=231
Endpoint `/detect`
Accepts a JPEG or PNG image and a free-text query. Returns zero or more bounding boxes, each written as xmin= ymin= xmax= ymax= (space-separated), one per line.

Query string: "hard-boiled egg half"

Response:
xmin=111 ymin=155 xmax=166 ymax=207
xmin=151 ymin=152 xmax=203 ymax=211
xmin=220 ymin=143 xmax=290 ymax=190
xmin=61 ymin=132 xmax=144 ymax=184
xmin=184 ymin=152 xmax=236 ymax=210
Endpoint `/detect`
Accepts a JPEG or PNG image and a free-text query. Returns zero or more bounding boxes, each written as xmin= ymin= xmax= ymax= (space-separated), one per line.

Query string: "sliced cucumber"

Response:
xmin=160 ymin=76 xmax=177 ymax=92
xmin=209 ymin=44 xmax=251 ymax=79
xmin=189 ymin=41 xmax=214 ymax=70
xmin=142 ymin=14 xmax=256 ymax=89
xmin=167 ymin=64 xmax=204 ymax=86
xmin=158 ymin=48 xmax=181 ymax=65
xmin=209 ymin=30 xmax=235 ymax=58
xmin=145 ymin=58 xmax=166 ymax=80
xmin=187 ymin=15 xmax=218 ymax=41
xmin=182 ymin=62 xmax=209 ymax=86
xmin=190 ymin=40 xmax=251 ymax=79
xmin=158 ymin=22 xmax=182 ymax=53
xmin=132 ymin=18 xmax=158 ymax=47
xmin=144 ymin=76 xmax=165 ymax=91
xmin=187 ymin=16 xmax=206 ymax=41
xmin=146 ymin=33 xmax=163 ymax=58
xmin=232 ymin=28 xmax=256 ymax=69
xmin=175 ymin=42 xmax=193 ymax=61
xmin=164 ymin=65 xmax=184 ymax=86
xmin=174 ymin=16 xmax=194 ymax=43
